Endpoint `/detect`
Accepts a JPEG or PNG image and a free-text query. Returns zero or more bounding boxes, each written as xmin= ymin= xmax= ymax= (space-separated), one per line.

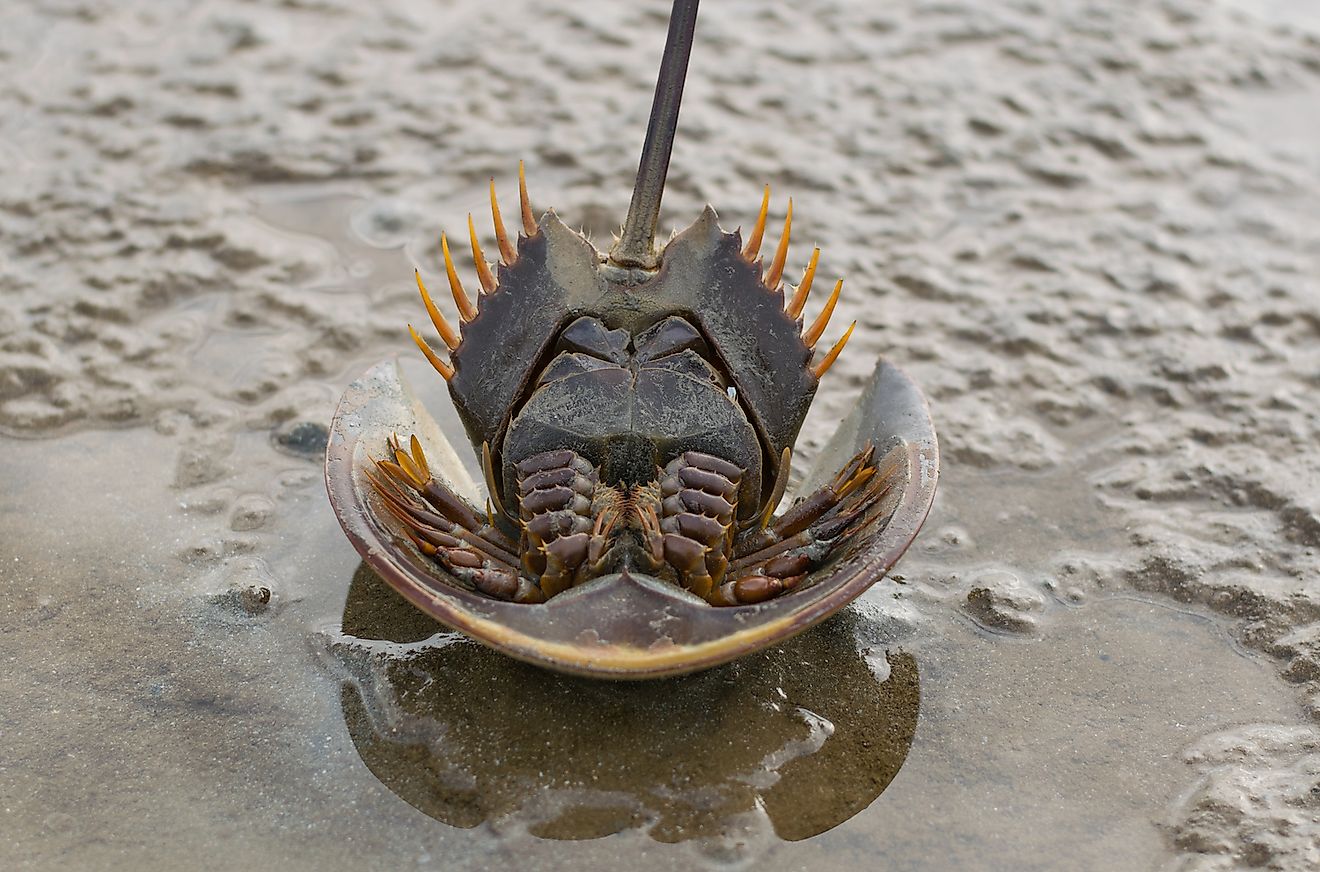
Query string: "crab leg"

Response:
xmin=372 ymin=472 xmax=517 ymax=562
xmin=712 ymin=442 xmax=903 ymax=606
xmin=376 ymin=435 xmax=520 ymax=552
xmin=372 ymin=470 xmax=518 ymax=562
xmin=770 ymin=442 xmax=875 ymax=539
xmin=709 ymin=552 xmax=815 ymax=606
xmin=367 ymin=455 xmax=541 ymax=602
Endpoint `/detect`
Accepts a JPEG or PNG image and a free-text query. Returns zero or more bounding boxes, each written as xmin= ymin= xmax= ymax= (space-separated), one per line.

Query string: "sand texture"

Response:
xmin=2 ymin=0 xmax=1318 ymax=869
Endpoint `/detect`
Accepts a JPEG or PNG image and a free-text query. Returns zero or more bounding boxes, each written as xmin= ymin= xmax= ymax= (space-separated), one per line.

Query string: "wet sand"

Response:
xmin=3 ymin=0 xmax=1319 ymax=869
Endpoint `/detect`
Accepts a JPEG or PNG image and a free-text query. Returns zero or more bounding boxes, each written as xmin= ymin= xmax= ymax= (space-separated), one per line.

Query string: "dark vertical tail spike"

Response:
xmin=609 ymin=0 xmax=701 ymax=270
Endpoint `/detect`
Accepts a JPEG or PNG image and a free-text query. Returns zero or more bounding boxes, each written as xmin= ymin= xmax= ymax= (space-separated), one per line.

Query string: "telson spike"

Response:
xmin=758 ymin=447 xmax=793 ymax=530
xmin=409 ymin=324 xmax=455 ymax=381
xmin=786 ymin=246 xmax=820 ymax=319
xmin=764 ymin=198 xmax=793 ymax=289
xmin=608 ymin=0 xmax=701 ymax=269
xmin=812 ymin=321 xmax=856 ymax=379
xmin=414 ymin=269 xmax=459 ymax=349
xmin=804 ymin=277 xmax=844 ymax=348
xmin=468 ymin=214 xmax=496 ymax=294
xmin=441 ymin=233 xmax=477 ymax=322
xmin=743 ymin=185 xmax=771 ymax=261
xmin=518 ymin=161 xmax=537 ymax=237
xmin=490 ymin=178 xmax=516 ymax=265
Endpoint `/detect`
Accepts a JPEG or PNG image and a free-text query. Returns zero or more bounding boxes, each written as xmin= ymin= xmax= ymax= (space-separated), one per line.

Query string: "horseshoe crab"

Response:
xmin=325 ymin=0 xmax=938 ymax=678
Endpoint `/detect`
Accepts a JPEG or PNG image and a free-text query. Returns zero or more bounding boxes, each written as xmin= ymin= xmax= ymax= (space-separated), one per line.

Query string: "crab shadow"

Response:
xmin=330 ymin=563 xmax=920 ymax=843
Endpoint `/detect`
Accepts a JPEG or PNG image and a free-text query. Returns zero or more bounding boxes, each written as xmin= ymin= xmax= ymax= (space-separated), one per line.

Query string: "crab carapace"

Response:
xmin=326 ymin=0 xmax=937 ymax=679
xmin=368 ymin=0 xmax=891 ymax=608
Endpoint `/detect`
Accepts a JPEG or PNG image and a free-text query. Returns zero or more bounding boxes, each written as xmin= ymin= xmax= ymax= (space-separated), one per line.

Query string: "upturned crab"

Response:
xmin=325 ymin=0 xmax=938 ymax=678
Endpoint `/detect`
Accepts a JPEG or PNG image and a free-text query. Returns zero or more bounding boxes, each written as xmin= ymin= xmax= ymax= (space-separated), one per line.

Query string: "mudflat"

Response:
xmin=2 ymin=1 xmax=1318 ymax=869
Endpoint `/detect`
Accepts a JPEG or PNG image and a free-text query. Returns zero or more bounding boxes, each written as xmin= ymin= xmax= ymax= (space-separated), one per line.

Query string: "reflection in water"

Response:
xmin=328 ymin=564 xmax=919 ymax=843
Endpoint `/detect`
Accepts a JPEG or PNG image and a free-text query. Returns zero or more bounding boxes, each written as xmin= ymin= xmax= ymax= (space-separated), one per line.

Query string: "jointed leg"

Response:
xmin=715 ymin=442 xmax=902 ymax=605
xmin=369 ymin=435 xmax=540 ymax=602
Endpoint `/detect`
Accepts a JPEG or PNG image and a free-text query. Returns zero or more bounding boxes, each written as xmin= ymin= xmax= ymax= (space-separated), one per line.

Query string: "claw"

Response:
xmin=367 ymin=466 xmax=429 ymax=516
xmin=742 ymin=184 xmax=770 ymax=261
xmin=378 ymin=456 xmax=426 ymax=491
xmin=404 ymin=529 xmax=440 ymax=556
xmin=470 ymin=566 xmax=520 ymax=601
xmin=519 ymin=160 xmax=537 ymax=237
xmin=441 ymin=233 xmax=477 ymax=322
xmin=765 ymin=553 xmax=812 ymax=578
xmin=835 ymin=454 xmax=874 ymax=498
xmin=773 ymin=444 xmax=874 ymax=539
xmin=408 ymin=324 xmax=454 ymax=380
xmin=786 ymin=247 xmax=819 ymax=319
xmin=393 ymin=439 xmax=429 ymax=487
xmin=490 ymin=178 xmax=516 ymax=266
xmin=409 ymin=434 xmax=430 ymax=479
xmin=812 ymin=320 xmax=855 ymax=378
xmin=829 ymin=441 xmax=875 ymax=491
xmin=640 ymin=502 xmax=665 ymax=563
xmin=764 ymin=198 xmax=792 ymax=289
xmin=803 ymin=277 xmax=843 ymax=348
xmin=468 ymin=214 xmax=497 ymax=294
xmin=690 ymin=575 xmax=715 ymax=600
xmin=732 ymin=574 xmax=782 ymax=604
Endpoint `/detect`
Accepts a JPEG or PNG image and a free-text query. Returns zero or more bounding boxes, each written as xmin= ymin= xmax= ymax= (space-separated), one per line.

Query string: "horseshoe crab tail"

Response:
xmin=609 ymin=0 xmax=700 ymax=271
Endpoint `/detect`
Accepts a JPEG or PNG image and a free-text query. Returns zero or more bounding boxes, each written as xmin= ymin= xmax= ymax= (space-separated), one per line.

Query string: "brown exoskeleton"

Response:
xmin=326 ymin=0 xmax=939 ymax=677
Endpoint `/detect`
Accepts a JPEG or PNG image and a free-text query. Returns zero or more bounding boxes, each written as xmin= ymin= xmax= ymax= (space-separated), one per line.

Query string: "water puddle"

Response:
xmin=324 ymin=567 xmax=919 ymax=844
xmin=1 ymin=422 xmax=1300 ymax=869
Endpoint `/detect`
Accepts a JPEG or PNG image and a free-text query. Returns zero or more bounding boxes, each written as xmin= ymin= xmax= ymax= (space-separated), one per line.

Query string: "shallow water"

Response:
xmin=0 ymin=423 xmax=1303 ymax=870
xmin=4 ymin=0 xmax=1320 ymax=869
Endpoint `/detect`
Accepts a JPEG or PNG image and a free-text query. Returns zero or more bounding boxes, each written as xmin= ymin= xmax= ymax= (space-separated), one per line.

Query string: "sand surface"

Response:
xmin=2 ymin=0 xmax=1318 ymax=869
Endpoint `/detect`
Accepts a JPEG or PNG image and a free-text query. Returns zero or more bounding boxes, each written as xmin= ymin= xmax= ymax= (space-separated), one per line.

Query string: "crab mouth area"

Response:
xmin=593 ymin=535 xmax=663 ymax=580
xmin=325 ymin=357 xmax=938 ymax=678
